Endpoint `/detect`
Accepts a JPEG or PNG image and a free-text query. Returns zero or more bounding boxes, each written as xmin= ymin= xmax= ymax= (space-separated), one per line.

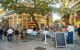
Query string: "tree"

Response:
xmin=1 ymin=0 xmax=53 ymax=29
xmin=1 ymin=0 xmax=74 ymax=28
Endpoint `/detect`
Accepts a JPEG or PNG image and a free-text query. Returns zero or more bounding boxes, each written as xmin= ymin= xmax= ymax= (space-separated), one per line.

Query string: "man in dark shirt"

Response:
xmin=0 ymin=28 xmax=3 ymax=40
xmin=15 ymin=29 xmax=19 ymax=40
xmin=77 ymin=25 xmax=80 ymax=37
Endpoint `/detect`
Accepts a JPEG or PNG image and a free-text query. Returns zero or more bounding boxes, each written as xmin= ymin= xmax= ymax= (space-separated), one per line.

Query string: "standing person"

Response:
xmin=7 ymin=27 xmax=14 ymax=42
xmin=3 ymin=28 xmax=7 ymax=39
xmin=77 ymin=25 xmax=80 ymax=41
xmin=21 ymin=29 xmax=27 ymax=40
xmin=15 ymin=29 xmax=19 ymax=40
xmin=0 ymin=28 xmax=3 ymax=40
xmin=67 ymin=24 xmax=75 ymax=44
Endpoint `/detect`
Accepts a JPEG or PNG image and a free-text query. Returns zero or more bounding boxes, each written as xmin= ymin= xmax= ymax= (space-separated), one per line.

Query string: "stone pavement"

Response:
xmin=0 ymin=39 xmax=80 ymax=50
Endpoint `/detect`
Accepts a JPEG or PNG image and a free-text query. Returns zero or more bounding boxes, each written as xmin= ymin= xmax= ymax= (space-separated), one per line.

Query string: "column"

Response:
xmin=22 ymin=16 xmax=23 ymax=29
xmin=8 ymin=18 xmax=10 ymax=27
xmin=74 ymin=11 xmax=77 ymax=26
xmin=16 ymin=15 xmax=19 ymax=28
xmin=13 ymin=16 xmax=15 ymax=28
xmin=69 ymin=13 xmax=73 ymax=24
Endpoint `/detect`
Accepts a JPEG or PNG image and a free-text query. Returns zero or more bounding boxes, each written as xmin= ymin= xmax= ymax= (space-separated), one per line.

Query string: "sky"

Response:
xmin=50 ymin=3 xmax=62 ymax=21
xmin=52 ymin=12 xmax=61 ymax=21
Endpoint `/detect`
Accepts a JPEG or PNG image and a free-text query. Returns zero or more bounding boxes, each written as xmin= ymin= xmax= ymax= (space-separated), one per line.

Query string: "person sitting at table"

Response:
xmin=42 ymin=28 xmax=48 ymax=41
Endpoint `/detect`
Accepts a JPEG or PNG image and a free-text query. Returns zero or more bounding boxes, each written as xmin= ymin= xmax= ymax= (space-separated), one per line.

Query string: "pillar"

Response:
xmin=69 ymin=13 xmax=73 ymax=24
xmin=73 ymin=11 xmax=77 ymax=26
xmin=21 ymin=16 xmax=23 ymax=29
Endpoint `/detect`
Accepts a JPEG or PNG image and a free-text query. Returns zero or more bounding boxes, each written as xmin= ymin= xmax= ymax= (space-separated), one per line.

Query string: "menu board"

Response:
xmin=55 ymin=33 xmax=66 ymax=48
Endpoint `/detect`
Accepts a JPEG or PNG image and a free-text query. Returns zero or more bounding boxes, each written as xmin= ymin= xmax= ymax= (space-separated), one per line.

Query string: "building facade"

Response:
xmin=8 ymin=13 xmax=53 ymax=30
xmin=69 ymin=0 xmax=80 ymax=26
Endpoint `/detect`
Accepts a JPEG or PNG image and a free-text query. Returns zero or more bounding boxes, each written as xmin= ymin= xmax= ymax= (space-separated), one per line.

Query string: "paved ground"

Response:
xmin=0 ymin=39 xmax=80 ymax=50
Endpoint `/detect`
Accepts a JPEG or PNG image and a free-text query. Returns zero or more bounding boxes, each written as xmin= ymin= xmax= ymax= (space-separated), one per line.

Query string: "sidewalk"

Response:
xmin=0 ymin=39 xmax=80 ymax=50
